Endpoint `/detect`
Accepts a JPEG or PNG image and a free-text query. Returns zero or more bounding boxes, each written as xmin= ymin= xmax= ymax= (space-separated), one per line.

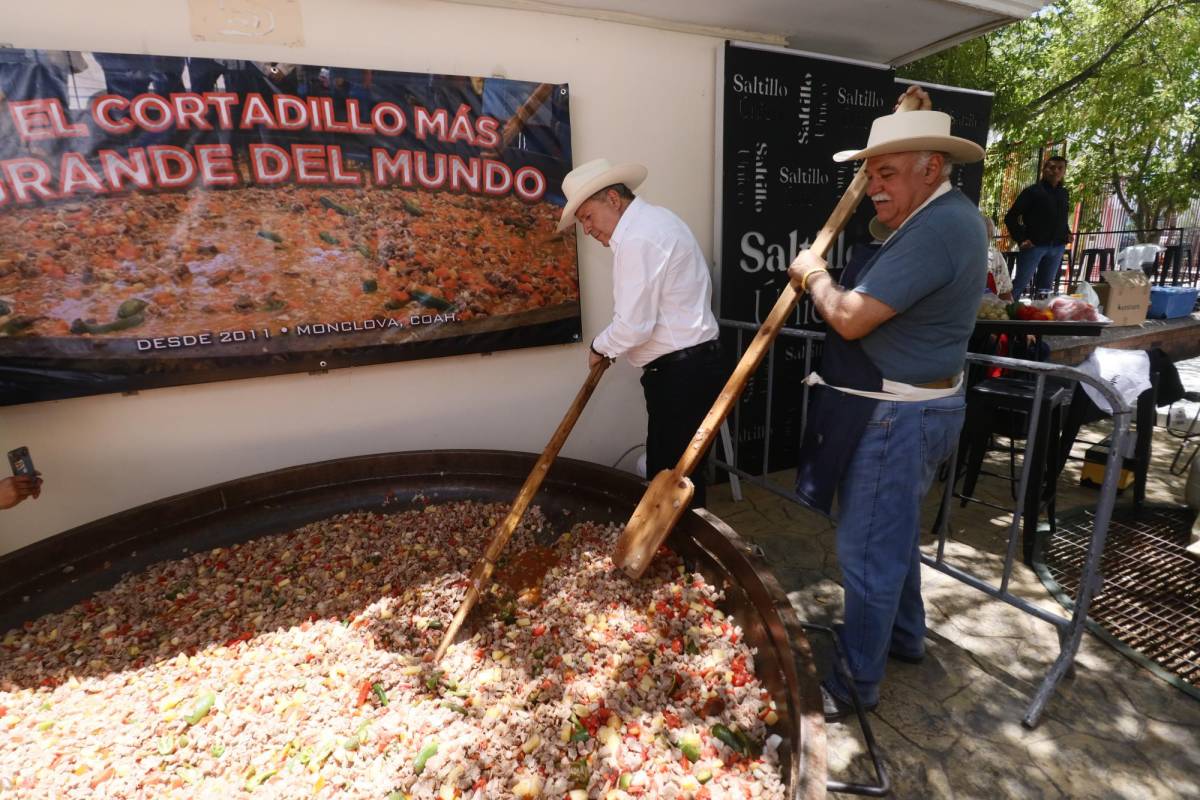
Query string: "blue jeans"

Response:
xmin=827 ymin=393 xmax=965 ymax=706
xmin=1013 ymin=243 xmax=1065 ymax=299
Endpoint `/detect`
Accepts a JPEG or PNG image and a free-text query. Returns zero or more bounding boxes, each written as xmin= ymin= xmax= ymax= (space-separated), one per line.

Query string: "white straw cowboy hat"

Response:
xmin=556 ymin=158 xmax=648 ymax=232
xmin=833 ymin=110 xmax=984 ymax=164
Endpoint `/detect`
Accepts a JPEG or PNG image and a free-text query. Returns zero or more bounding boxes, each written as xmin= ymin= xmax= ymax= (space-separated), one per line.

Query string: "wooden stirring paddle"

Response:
xmin=434 ymin=357 xmax=611 ymax=661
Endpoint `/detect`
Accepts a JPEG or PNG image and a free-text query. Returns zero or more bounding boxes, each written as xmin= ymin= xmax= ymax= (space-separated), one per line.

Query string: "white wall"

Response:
xmin=0 ymin=0 xmax=721 ymax=554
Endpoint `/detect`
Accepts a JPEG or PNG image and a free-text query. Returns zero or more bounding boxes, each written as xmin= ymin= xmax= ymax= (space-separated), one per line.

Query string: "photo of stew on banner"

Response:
xmin=0 ymin=50 xmax=580 ymax=405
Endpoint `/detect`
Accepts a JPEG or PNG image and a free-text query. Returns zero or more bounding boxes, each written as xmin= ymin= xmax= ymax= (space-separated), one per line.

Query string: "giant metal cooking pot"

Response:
xmin=0 ymin=450 xmax=827 ymax=799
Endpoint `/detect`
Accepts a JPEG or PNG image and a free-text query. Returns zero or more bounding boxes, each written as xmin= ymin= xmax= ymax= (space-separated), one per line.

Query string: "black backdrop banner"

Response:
xmin=896 ymin=78 xmax=993 ymax=205
xmin=718 ymin=42 xmax=894 ymax=474
xmin=0 ymin=50 xmax=579 ymax=406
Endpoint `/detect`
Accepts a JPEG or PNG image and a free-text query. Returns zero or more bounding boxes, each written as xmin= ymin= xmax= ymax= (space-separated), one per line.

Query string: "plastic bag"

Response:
xmin=1047 ymin=295 xmax=1110 ymax=323
xmin=976 ymin=294 xmax=1008 ymax=320
xmin=1074 ymin=280 xmax=1101 ymax=308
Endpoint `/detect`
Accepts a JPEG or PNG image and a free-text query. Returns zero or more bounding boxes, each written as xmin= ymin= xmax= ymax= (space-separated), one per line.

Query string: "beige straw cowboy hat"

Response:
xmin=556 ymin=158 xmax=648 ymax=232
xmin=833 ymin=110 xmax=984 ymax=164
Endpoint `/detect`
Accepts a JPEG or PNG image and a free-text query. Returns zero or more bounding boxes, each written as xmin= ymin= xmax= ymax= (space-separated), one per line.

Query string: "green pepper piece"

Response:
xmin=117 ymin=298 xmax=148 ymax=319
xmin=677 ymin=733 xmax=701 ymax=762
xmin=734 ymin=727 xmax=762 ymax=757
xmin=243 ymin=768 xmax=277 ymax=791
xmin=257 ymin=230 xmax=284 ymax=243
xmin=320 ymin=196 xmax=355 ymax=216
xmin=211 ymin=743 xmax=225 ymax=758
xmin=318 ymin=232 xmax=340 ymax=245
xmin=70 ymin=313 xmax=145 ymax=335
xmin=413 ymin=740 xmax=438 ymax=774
xmin=371 ymin=682 xmax=388 ymax=706
xmin=355 ymin=243 xmax=373 ymax=260
xmin=619 ymin=773 xmax=632 ymax=789
xmin=402 ymin=198 xmax=424 ymax=217
xmin=710 ymin=723 xmax=742 ymax=752
xmin=184 ymin=691 xmax=215 ymax=726
xmin=311 ymin=736 xmax=336 ymax=767
xmin=411 ymin=290 xmax=451 ymax=311
xmin=569 ymin=757 xmax=590 ymax=789
xmin=0 ymin=315 xmax=36 ymax=336
xmin=362 ymin=279 xmax=378 ymax=293
xmin=569 ymin=720 xmax=589 ymax=743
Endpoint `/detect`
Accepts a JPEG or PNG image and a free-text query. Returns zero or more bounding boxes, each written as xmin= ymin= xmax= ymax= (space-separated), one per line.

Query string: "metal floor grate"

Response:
xmin=1037 ymin=505 xmax=1200 ymax=695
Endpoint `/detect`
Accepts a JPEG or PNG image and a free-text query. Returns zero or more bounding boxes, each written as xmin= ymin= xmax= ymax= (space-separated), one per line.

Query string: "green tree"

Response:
xmin=901 ymin=0 xmax=1200 ymax=233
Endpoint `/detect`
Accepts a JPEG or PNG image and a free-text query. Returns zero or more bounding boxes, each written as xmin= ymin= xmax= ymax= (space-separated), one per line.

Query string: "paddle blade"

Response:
xmin=613 ymin=470 xmax=694 ymax=579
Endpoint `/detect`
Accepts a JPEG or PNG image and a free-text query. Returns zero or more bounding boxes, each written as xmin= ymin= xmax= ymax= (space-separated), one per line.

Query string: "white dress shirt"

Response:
xmin=591 ymin=197 xmax=719 ymax=368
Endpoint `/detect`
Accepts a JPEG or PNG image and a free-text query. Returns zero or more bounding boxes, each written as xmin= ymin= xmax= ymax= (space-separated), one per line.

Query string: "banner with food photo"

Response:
xmin=0 ymin=50 xmax=580 ymax=405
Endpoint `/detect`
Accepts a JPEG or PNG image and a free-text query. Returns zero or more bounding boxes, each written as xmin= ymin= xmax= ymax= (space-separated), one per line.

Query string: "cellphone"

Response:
xmin=7 ymin=446 xmax=34 ymax=477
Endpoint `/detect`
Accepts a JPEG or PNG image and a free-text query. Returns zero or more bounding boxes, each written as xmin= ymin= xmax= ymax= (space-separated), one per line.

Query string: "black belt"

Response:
xmin=644 ymin=339 xmax=720 ymax=370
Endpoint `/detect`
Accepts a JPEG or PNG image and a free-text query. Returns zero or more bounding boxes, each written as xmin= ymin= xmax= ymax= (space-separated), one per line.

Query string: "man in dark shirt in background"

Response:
xmin=1004 ymin=155 xmax=1070 ymax=298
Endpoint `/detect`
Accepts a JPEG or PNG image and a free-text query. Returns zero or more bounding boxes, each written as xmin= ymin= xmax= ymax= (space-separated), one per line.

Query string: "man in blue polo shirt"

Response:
xmin=789 ymin=87 xmax=987 ymax=720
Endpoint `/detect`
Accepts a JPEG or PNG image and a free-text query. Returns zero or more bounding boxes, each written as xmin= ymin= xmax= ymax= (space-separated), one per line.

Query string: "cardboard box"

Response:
xmin=1094 ymin=270 xmax=1150 ymax=325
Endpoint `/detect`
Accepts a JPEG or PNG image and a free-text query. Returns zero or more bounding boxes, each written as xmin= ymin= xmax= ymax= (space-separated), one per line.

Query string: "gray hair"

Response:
xmin=915 ymin=151 xmax=953 ymax=179
xmin=587 ymin=183 xmax=636 ymax=203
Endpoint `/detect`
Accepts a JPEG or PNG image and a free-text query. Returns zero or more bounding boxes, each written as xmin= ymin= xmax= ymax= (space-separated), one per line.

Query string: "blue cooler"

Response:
xmin=1147 ymin=286 xmax=1199 ymax=319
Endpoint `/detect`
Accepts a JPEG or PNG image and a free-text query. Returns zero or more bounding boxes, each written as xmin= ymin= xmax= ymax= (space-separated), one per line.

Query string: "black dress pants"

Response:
xmin=640 ymin=342 xmax=726 ymax=508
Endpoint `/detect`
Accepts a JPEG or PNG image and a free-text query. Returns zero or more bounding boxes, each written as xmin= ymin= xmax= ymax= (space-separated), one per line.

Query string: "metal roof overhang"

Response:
xmin=440 ymin=0 xmax=1046 ymax=65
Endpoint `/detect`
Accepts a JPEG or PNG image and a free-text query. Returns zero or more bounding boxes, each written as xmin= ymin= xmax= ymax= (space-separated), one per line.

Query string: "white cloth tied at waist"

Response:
xmin=803 ymin=371 xmax=964 ymax=402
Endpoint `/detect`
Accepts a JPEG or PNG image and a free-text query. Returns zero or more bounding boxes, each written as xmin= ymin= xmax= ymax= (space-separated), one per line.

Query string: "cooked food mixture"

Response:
xmin=0 ymin=188 xmax=578 ymax=340
xmin=0 ymin=502 xmax=786 ymax=799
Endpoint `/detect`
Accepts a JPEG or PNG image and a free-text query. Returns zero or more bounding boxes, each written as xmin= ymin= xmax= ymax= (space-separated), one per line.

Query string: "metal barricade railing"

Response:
xmin=714 ymin=319 xmax=1132 ymax=728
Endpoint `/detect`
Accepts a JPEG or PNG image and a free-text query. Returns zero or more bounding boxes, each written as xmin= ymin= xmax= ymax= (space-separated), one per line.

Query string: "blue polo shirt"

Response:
xmin=852 ymin=188 xmax=987 ymax=384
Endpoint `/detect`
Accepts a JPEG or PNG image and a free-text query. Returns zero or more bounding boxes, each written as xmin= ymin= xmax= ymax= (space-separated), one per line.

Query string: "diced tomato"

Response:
xmin=90 ymin=766 xmax=115 ymax=789
xmin=355 ymin=679 xmax=372 ymax=707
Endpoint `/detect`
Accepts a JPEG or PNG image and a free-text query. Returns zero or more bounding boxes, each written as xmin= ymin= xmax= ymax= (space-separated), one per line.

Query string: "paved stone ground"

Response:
xmin=706 ymin=411 xmax=1200 ymax=798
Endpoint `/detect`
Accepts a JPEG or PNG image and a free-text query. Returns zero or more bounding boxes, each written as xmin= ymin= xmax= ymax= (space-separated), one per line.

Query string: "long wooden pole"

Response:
xmin=434 ymin=358 xmax=611 ymax=661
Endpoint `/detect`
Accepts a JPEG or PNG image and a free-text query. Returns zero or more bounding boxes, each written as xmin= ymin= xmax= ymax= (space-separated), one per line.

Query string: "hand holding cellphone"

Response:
xmin=3 ymin=447 xmax=41 ymax=507
xmin=8 ymin=446 xmax=34 ymax=477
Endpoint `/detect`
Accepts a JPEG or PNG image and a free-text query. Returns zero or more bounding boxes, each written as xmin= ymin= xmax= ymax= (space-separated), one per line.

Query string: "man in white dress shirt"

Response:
xmin=556 ymin=158 xmax=724 ymax=506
